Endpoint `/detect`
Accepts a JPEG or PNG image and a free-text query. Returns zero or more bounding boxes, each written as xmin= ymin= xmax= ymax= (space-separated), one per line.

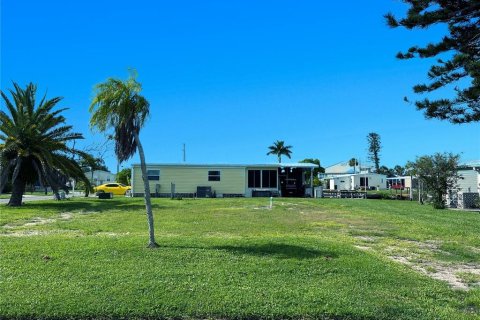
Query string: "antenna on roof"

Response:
xmin=182 ymin=143 xmax=186 ymax=162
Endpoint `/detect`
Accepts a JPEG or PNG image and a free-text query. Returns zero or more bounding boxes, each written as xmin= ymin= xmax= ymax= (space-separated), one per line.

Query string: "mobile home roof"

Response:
xmin=132 ymin=163 xmax=319 ymax=169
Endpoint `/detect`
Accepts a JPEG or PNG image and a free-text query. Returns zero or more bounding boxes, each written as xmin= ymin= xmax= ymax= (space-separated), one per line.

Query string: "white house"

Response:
xmin=446 ymin=160 xmax=480 ymax=209
xmin=328 ymin=173 xmax=387 ymax=190
xmin=322 ymin=160 xmax=374 ymax=179
xmin=457 ymin=168 xmax=480 ymax=194
xmin=84 ymin=169 xmax=116 ymax=186
xmin=324 ymin=161 xmax=356 ymax=176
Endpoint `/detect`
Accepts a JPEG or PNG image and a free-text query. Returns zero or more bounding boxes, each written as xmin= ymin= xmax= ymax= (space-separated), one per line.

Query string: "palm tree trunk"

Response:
xmin=8 ymin=177 xmax=26 ymax=206
xmin=133 ymin=131 xmax=159 ymax=248
xmin=0 ymin=161 xmax=13 ymax=193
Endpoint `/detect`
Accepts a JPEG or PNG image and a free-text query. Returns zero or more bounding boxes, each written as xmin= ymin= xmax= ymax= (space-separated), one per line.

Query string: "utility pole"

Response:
xmin=418 ymin=178 xmax=422 ymax=204
xmin=182 ymin=143 xmax=186 ymax=162
xmin=409 ymin=175 xmax=413 ymax=200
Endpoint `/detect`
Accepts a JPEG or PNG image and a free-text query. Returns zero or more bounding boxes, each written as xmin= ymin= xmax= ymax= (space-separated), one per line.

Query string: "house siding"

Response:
xmin=329 ymin=174 xmax=387 ymax=190
xmin=132 ymin=165 xmax=246 ymax=196
xmin=457 ymin=170 xmax=480 ymax=193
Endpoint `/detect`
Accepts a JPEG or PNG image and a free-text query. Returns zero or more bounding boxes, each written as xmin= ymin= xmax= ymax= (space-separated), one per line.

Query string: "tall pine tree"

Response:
xmin=385 ymin=1 xmax=480 ymax=123
xmin=367 ymin=133 xmax=381 ymax=172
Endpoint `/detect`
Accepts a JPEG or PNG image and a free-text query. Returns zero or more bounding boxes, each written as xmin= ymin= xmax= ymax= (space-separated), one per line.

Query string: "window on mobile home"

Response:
xmin=262 ymin=170 xmax=277 ymax=188
xmin=147 ymin=170 xmax=160 ymax=181
xmin=248 ymin=170 xmax=261 ymax=188
xmin=208 ymin=170 xmax=221 ymax=181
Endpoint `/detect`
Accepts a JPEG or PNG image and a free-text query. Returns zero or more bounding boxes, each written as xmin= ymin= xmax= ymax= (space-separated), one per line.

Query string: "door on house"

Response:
xmin=360 ymin=177 xmax=369 ymax=189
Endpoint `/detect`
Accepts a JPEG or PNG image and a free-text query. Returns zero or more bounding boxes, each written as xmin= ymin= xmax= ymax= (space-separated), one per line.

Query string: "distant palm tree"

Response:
xmin=0 ymin=83 xmax=90 ymax=206
xmin=89 ymin=71 xmax=158 ymax=248
xmin=267 ymin=140 xmax=292 ymax=163
xmin=348 ymin=158 xmax=358 ymax=174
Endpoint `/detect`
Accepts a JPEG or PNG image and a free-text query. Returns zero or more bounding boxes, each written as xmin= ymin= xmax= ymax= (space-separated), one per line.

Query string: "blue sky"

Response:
xmin=2 ymin=0 xmax=479 ymax=171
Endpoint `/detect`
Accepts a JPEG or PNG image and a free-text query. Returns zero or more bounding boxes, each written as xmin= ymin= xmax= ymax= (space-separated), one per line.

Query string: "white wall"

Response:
xmin=457 ymin=170 xmax=480 ymax=193
xmin=85 ymin=170 xmax=116 ymax=185
xmin=329 ymin=176 xmax=351 ymax=190
xmin=330 ymin=174 xmax=387 ymax=190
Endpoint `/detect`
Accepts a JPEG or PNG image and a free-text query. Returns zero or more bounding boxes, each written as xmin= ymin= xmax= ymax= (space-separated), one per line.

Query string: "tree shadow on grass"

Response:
xmin=160 ymin=243 xmax=336 ymax=260
xmin=20 ymin=198 xmax=167 ymax=213
xmin=212 ymin=243 xmax=338 ymax=260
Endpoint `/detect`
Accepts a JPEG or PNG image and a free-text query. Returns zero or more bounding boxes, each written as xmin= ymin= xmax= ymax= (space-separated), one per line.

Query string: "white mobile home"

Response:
xmin=446 ymin=161 xmax=480 ymax=209
xmin=131 ymin=163 xmax=318 ymax=198
xmin=321 ymin=160 xmax=374 ymax=179
xmin=457 ymin=169 xmax=480 ymax=194
xmin=84 ymin=169 xmax=116 ymax=186
xmin=328 ymin=173 xmax=387 ymax=190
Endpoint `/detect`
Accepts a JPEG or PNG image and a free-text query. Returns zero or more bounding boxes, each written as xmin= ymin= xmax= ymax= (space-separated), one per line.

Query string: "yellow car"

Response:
xmin=94 ymin=183 xmax=131 ymax=196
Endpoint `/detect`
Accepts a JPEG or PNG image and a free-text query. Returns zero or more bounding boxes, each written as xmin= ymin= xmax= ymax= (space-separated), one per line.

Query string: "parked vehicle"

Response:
xmin=94 ymin=183 xmax=131 ymax=195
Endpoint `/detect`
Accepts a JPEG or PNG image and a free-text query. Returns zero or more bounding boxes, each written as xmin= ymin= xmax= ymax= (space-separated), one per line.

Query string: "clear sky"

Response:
xmin=2 ymin=0 xmax=479 ymax=172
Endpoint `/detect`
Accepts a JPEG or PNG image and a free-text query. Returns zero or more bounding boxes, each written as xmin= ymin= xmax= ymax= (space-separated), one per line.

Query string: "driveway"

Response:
xmin=0 ymin=192 xmax=85 ymax=204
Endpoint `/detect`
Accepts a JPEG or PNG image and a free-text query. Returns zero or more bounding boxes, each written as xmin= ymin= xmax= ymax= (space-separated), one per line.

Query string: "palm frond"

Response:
xmin=0 ymin=82 xmax=90 ymax=200
xmin=90 ymin=72 xmax=150 ymax=162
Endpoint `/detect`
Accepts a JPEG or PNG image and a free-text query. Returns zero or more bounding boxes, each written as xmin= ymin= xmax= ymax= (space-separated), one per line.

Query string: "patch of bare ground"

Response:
xmin=0 ymin=230 xmax=46 ymax=237
xmin=0 ymin=230 xmax=81 ymax=237
xmin=355 ymin=235 xmax=377 ymax=242
xmin=59 ymin=212 xmax=73 ymax=220
xmin=2 ymin=212 xmax=74 ymax=230
xmin=0 ymin=212 xmax=79 ymax=237
xmin=253 ymin=206 xmax=272 ymax=210
xmin=2 ymin=217 xmax=55 ymax=229
xmin=94 ymin=232 xmax=130 ymax=237
xmin=354 ymin=245 xmax=372 ymax=251
xmin=390 ymin=255 xmax=480 ymax=290
xmin=354 ymin=236 xmax=480 ymax=290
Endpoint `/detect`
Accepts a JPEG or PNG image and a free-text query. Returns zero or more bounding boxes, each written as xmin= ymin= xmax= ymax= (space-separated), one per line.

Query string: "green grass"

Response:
xmin=1 ymin=197 xmax=479 ymax=319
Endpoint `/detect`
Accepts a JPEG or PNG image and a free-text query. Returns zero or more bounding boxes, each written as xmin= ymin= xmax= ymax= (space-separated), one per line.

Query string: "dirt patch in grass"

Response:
xmin=253 ymin=206 xmax=272 ymax=210
xmin=94 ymin=231 xmax=131 ymax=237
xmin=0 ymin=212 xmax=84 ymax=238
xmin=2 ymin=212 xmax=74 ymax=230
xmin=354 ymin=245 xmax=372 ymax=251
xmin=2 ymin=217 xmax=56 ymax=229
xmin=354 ymin=235 xmax=480 ymax=290
xmin=394 ymin=257 xmax=480 ymax=290
xmin=0 ymin=230 xmax=47 ymax=237
xmin=60 ymin=212 xmax=73 ymax=220
xmin=0 ymin=230 xmax=82 ymax=237
xmin=355 ymin=235 xmax=377 ymax=242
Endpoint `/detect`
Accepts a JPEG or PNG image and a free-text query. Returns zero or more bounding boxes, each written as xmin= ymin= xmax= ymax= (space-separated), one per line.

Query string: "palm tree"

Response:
xmin=0 ymin=83 xmax=91 ymax=206
xmin=348 ymin=158 xmax=358 ymax=174
xmin=89 ymin=71 xmax=158 ymax=248
xmin=267 ymin=140 xmax=292 ymax=163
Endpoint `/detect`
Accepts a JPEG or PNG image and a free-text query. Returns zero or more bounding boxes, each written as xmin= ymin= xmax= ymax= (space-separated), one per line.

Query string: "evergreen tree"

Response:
xmin=407 ymin=152 xmax=460 ymax=209
xmin=299 ymin=158 xmax=324 ymax=187
xmin=117 ymin=168 xmax=132 ymax=185
xmin=78 ymin=155 xmax=109 ymax=172
xmin=393 ymin=165 xmax=406 ymax=177
xmin=377 ymin=166 xmax=395 ymax=178
xmin=385 ymin=1 xmax=480 ymax=123
xmin=367 ymin=133 xmax=381 ymax=172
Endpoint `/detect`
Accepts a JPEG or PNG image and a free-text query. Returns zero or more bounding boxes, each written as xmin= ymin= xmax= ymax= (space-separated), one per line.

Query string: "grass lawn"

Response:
xmin=1 ymin=197 xmax=479 ymax=319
